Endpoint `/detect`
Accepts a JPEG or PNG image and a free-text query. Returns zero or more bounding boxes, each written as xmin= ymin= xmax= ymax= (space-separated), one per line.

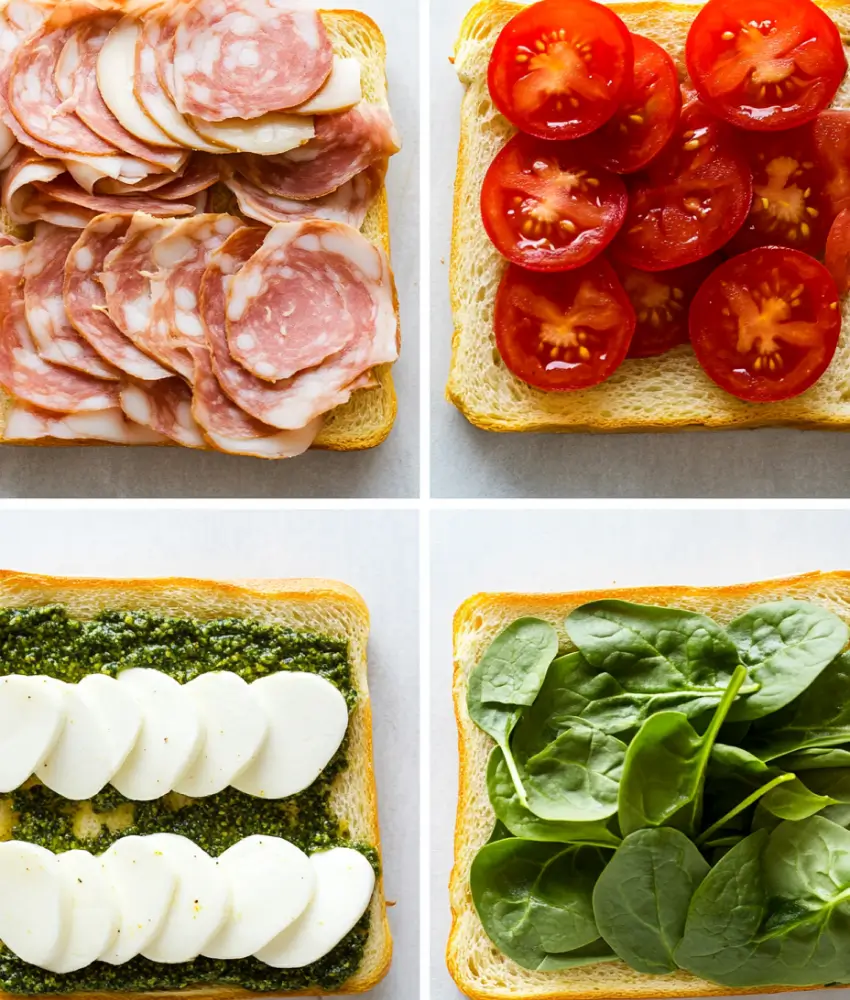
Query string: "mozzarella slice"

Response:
xmin=291 ymin=57 xmax=362 ymax=115
xmin=99 ymin=835 xmax=178 ymax=964
xmin=201 ymin=835 xmax=315 ymax=960
xmin=255 ymin=848 xmax=375 ymax=968
xmin=111 ymin=668 xmax=203 ymax=800
xmin=38 ymin=683 xmax=116 ymax=800
xmin=0 ymin=675 xmax=66 ymax=793
xmin=141 ymin=834 xmax=230 ymax=963
xmin=45 ymin=850 xmax=119 ymax=974
xmin=232 ymin=673 xmax=348 ymax=799
xmin=97 ymin=18 xmax=180 ymax=148
xmin=173 ymin=672 xmax=269 ymax=797
xmin=187 ymin=113 xmax=313 ymax=156
xmin=0 ymin=842 xmax=69 ymax=967
xmin=77 ymin=673 xmax=143 ymax=775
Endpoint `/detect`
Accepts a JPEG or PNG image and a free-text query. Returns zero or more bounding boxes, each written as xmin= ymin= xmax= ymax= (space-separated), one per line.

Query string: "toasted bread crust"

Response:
xmin=449 ymin=571 xmax=850 ymax=1000
xmin=0 ymin=571 xmax=391 ymax=998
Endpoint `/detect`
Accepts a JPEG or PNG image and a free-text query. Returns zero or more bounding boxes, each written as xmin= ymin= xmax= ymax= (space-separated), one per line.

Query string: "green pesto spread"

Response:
xmin=0 ymin=606 xmax=377 ymax=995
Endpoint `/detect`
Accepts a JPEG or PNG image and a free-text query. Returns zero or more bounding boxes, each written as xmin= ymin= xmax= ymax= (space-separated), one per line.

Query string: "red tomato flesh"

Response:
xmin=825 ymin=208 xmax=850 ymax=295
xmin=481 ymin=132 xmax=628 ymax=271
xmin=689 ymin=246 xmax=841 ymax=402
xmin=586 ymin=34 xmax=682 ymax=174
xmin=487 ymin=0 xmax=633 ymax=140
xmin=613 ymin=256 xmax=721 ymax=358
xmin=611 ymin=102 xmax=752 ymax=271
xmin=685 ymin=0 xmax=846 ymax=132
xmin=494 ymin=258 xmax=635 ymax=390
xmin=812 ymin=111 xmax=850 ymax=218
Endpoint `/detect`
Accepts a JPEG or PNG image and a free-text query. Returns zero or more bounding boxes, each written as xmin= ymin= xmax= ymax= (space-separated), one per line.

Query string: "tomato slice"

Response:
xmin=812 ymin=111 xmax=850 ymax=217
xmin=584 ymin=35 xmax=682 ymax=174
xmin=611 ymin=102 xmax=752 ymax=271
xmin=685 ymin=0 xmax=846 ymax=132
xmin=825 ymin=208 xmax=850 ymax=295
xmin=689 ymin=247 xmax=841 ymax=402
xmin=487 ymin=0 xmax=633 ymax=141
xmin=613 ymin=256 xmax=721 ymax=358
xmin=480 ymin=133 xmax=628 ymax=271
xmin=728 ymin=127 xmax=830 ymax=256
xmin=494 ymin=258 xmax=635 ymax=390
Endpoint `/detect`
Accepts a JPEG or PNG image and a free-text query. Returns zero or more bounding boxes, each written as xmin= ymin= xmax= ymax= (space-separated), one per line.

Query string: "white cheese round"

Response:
xmin=45 ymin=849 xmax=119 ymax=973
xmin=0 ymin=841 xmax=69 ymax=967
xmin=76 ymin=673 xmax=143 ymax=775
xmin=0 ymin=675 xmax=66 ymax=793
xmin=38 ymin=684 xmax=115 ymax=800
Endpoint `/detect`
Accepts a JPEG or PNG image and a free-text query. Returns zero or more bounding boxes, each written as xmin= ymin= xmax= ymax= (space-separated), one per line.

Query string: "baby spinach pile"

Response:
xmin=467 ymin=599 xmax=850 ymax=987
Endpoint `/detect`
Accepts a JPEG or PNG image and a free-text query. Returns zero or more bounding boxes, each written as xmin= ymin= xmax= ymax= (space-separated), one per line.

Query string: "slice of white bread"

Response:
xmin=0 ymin=9 xmax=400 ymax=453
xmin=447 ymin=0 xmax=850 ymax=432
xmin=449 ymin=570 xmax=850 ymax=1000
xmin=0 ymin=570 xmax=392 ymax=998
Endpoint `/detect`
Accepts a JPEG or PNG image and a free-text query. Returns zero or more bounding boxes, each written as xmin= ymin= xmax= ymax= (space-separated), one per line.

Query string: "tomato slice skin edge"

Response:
xmin=825 ymin=208 xmax=850 ymax=296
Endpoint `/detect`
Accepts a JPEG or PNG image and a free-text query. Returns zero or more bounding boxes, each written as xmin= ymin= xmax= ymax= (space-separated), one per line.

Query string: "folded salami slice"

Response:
xmin=146 ymin=153 xmax=219 ymax=200
xmin=203 ymin=224 xmax=396 ymax=430
xmin=146 ymin=213 xmax=242 ymax=380
xmin=3 ymin=403 xmax=166 ymax=443
xmin=23 ymin=223 xmax=119 ymax=379
xmin=172 ymin=0 xmax=333 ymax=122
xmin=0 ymin=241 xmax=119 ymax=413
xmin=119 ymin=377 xmax=205 ymax=448
xmin=189 ymin=344 xmax=320 ymax=458
xmin=237 ymin=103 xmax=400 ymax=201
xmin=221 ymin=163 xmax=382 ymax=229
xmin=56 ymin=15 xmax=187 ymax=170
xmin=32 ymin=175 xmax=198 ymax=218
xmin=64 ymin=214 xmax=173 ymax=381
xmin=1 ymin=148 xmax=64 ymax=223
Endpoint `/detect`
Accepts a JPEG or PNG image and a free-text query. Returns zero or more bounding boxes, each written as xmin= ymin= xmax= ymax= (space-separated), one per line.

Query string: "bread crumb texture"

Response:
xmin=447 ymin=0 xmax=850 ymax=432
xmin=449 ymin=571 xmax=850 ymax=999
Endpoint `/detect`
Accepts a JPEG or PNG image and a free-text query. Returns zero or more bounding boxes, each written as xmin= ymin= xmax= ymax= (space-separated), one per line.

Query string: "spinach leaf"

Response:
xmin=821 ymin=804 xmax=850 ymax=828
xmin=536 ymin=939 xmax=617 ymax=970
xmin=777 ymin=747 xmax=850 ymax=771
xmin=618 ymin=666 xmax=746 ymax=837
xmin=791 ymin=768 xmax=850 ymax=804
xmin=726 ymin=601 xmax=849 ymax=721
xmin=520 ymin=720 xmax=627 ymax=823
xmin=563 ymin=600 xmax=750 ymax=733
xmin=487 ymin=819 xmax=512 ymax=844
xmin=745 ymin=652 xmax=850 ymax=760
xmin=487 ymin=749 xmax=621 ymax=848
xmin=592 ymin=828 xmax=709 ymax=974
xmin=469 ymin=838 xmax=608 ymax=971
xmin=467 ymin=618 xmax=559 ymax=806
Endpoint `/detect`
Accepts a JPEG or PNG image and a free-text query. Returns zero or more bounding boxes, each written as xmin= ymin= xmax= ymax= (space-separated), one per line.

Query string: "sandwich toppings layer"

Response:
xmin=465 ymin=597 xmax=850 ymax=988
xmin=0 ymin=605 xmax=378 ymax=995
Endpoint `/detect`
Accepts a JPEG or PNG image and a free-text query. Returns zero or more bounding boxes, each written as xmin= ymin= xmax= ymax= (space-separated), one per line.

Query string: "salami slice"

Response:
xmin=146 ymin=153 xmax=219 ymax=200
xmin=202 ymin=225 xmax=396 ymax=430
xmin=0 ymin=241 xmax=119 ymax=413
xmin=172 ymin=0 xmax=332 ymax=121
xmin=32 ymin=175 xmax=198 ymax=217
xmin=0 ymin=0 xmax=47 ymax=133
xmin=64 ymin=214 xmax=173 ymax=381
xmin=147 ymin=212 xmax=241 ymax=379
xmin=237 ymin=103 xmax=400 ymax=201
xmin=189 ymin=344 xmax=320 ymax=458
xmin=221 ymin=162 xmax=382 ymax=229
xmin=119 ymin=377 xmax=205 ymax=448
xmin=23 ymin=223 xmax=119 ymax=379
xmin=290 ymin=56 xmax=361 ymax=116
xmin=1 ymin=147 xmax=64 ymax=223
xmin=56 ymin=15 xmax=187 ymax=170
xmin=225 ymin=219 xmax=394 ymax=381
xmin=3 ymin=402 xmax=166 ymax=443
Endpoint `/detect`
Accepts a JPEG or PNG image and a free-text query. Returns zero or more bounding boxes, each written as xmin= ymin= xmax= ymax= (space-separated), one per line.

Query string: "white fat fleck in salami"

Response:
xmin=57 ymin=16 xmax=187 ymax=170
xmin=221 ymin=162 xmax=382 ymax=229
xmin=189 ymin=344 xmax=320 ymax=458
xmin=187 ymin=112 xmax=313 ymax=157
xmin=8 ymin=22 xmax=118 ymax=156
xmin=32 ymin=175 xmax=198 ymax=218
xmin=135 ymin=11 xmax=226 ymax=153
xmin=290 ymin=56 xmax=361 ymax=116
xmin=237 ymin=103 xmax=400 ymax=202
xmin=119 ymin=377 xmax=205 ymax=448
xmin=145 ymin=212 xmax=241 ymax=380
xmin=172 ymin=0 xmax=332 ymax=122
xmin=64 ymin=214 xmax=173 ymax=381
xmin=203 ymin=224 xmax=396 ymax=430
xmin=23 ymin=224 xmax=119 ymax=379
xmin=0 ymin=242 xmax=119 ymax=413
xmin=3 ymin=402 xmax=167 ymax=443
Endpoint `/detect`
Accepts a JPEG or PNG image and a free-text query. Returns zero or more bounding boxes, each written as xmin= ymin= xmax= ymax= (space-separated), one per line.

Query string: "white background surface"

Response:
xmin=430 ymin=507 xmax=850 ymax=999
xmin=0 ymin=0 xmax=419 ymax=499
xmin=0 ymin=506 xmax=419 ymax=998
xmin=429 ymin=0 xmax=850 ymax=499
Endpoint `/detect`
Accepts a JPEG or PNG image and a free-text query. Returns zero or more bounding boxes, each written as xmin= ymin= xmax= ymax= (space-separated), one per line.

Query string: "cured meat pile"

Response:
xmin=0 ymin=212 xmax=398 ymax=458
xmin=0 ymin=0 xmax=400 ymax=228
